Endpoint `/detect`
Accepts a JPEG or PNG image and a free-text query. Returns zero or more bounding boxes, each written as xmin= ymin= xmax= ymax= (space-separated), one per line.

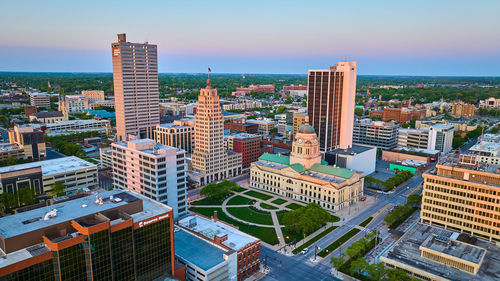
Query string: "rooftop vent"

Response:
xmin=43 ymin=209 xmax=58 ymax=221
xmin=22 ymin=217 xmax=42 ymax=225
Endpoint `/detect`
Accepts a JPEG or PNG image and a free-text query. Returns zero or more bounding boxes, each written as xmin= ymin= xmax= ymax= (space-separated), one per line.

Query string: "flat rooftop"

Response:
xmin=0 ymin=156 xmax=96 ymax=176
xmin=469 ymin=141 xmax=500 ymax=152
xmin=175 ymin=230 xmax=226 ymax=271
xmin=328 ymin=144 xmax=375 ymax=155
xmin=382 ymin=223 xmax=500 ymax=281
xmin=0 ymin=189 xmax=171 ymax=240
xmin=421 ymin=234 xmax=485 ymax=264
xmin=178 ymin=215 xmax=258 ymax=251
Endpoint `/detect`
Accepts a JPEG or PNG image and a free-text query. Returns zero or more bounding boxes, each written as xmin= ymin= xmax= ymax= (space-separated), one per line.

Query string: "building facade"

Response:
xmin=225 ymin=133 xmax=261 ymax=169
xmin=250 ymin=125 xmax=364 ymax=211
xmin=190 ymin=80 xmax=242 ymax=186
xmin=8 ymin=124 xmax=46 ymax=160
xmin=224 ymin=122 xmax=259 ymax=134
xmin=352 ymin=119 xmax=399 ymax=150
xmin=0 ymin=190 xmax=179 ymax=281
xmin=292 ymin=113 xmax=308 ymax=137
xmin=111 ymin=139 xmax=187 ymax=218
xmin=155 ymin=123 xmax=194 ymax=154
xmin=81 ymin=90 xmax=105 ymax=103
xmin=421 ymin=157 xmax=500 ymax=242
xmin=428 ymin=124 xmax=454 ymax=154
xmin=245 ymin=119 xmax=275 ymax=136
xmin=398 ymin=128 xmax=430 ymax=150
xmin=307 ymin=61 xmax=357 ymax=151
xmin=112 ymin=33 xmax=160 ymax=141
xmin=381 ymin=107 xmax=426 ymax=124
xmin=0 ymin=156 xmax=97 ymax=195
xmin=29 ymin=111 xmax=67 ymax=123
xmin=451 ymin=102 xmax=475 ymax=118
xmin=58 ymin=95 xmax=86 ymax=117
xmin=30 ymin=92 xmax=51 ymax=108
xmin=178 ymin=214 xmax=261 ymax=281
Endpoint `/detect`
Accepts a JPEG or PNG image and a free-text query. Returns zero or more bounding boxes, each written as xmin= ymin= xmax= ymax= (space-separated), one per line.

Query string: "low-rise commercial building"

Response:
xmin=29 ymin=111 xmax=67 ymax=123
xmin=381 ymin=223 xmax=500 ymax=281
xmin=224 ymin=122 xmax=259 ymax=134
xmin=324 ymin=144 xmax=376 ymax=176
xmin=246 ymin=119 xmax=275 ymax=135
xmin=0 ymin=143 xmax=25 ymax=162
xmin=59 ymin=95 xmax=86 ymax=117
xmin=0 ymin=189 xmax=180 ymax=281
xmin=371 ymin=107 xmax=426 ymax=124
xmin=32 ymin=119 xmax=110 ymax=135
xmin=0 ymin=156 xmax=98 ymax=195
xmin=178 ymin=214 xmax=261 ymax=281
xmin=416 ymin=119 xmax=478 ymax=132
xmin=398 ymin=124 xmax=454 ymax=154
xmin=111 ymin=139 xmax=187 ymax=218
xmin=99 ymin=147 xmax=112 ymax=169
xmin=250 ymin=125 xmax=364 ymax=211
xmin=81 ymin=90 xmax=105 ymax=103
xmin=29 ymin=92 xmax=50 ymax=108
xmin=465 ymin=141 xmax=500 ymax=165
xmin=353 ymin=119 xmax=399 ymax=150
xmin=479 ymin=97 xmax=500 ymax=109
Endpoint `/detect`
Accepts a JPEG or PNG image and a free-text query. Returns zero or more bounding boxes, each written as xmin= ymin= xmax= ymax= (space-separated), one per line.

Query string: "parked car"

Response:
xmin=301 ymin=248 xmax=309 ymax=255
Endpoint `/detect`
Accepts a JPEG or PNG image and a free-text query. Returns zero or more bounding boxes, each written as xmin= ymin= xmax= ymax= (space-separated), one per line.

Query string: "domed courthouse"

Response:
xmin=250 ymin=124 xmax=364 ymax=211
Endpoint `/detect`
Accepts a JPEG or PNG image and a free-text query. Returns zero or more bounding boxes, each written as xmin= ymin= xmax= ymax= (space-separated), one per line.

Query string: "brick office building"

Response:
xmin=226 ymin=133 xmax=262 ymax=168
xmin=0 ymin=189 xmax=181 ymax=281
xmin=382 ymin=107 xmax=426 ymax=124
xmin=224 ymin=122 xmax=259 ymax=134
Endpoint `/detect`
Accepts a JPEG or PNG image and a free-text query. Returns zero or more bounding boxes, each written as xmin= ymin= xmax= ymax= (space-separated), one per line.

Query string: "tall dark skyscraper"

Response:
xmin=307 ymin=61 xmax=357 ymax=152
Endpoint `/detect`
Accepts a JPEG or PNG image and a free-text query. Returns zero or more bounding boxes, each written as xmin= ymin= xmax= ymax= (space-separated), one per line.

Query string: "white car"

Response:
xmin=301 ymin=248 xmax=309 ymax=255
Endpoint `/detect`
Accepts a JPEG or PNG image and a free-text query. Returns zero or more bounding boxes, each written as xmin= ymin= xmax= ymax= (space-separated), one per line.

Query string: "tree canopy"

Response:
xmin=282 ymin=203 xmax=331 ymax=237
xmin=200 ymin=180 xmax=239 ymax=200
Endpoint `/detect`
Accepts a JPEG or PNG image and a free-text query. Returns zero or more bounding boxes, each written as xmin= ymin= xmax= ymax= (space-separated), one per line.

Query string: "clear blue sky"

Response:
xmin=1 ymin=0 xmax=499 ymax=76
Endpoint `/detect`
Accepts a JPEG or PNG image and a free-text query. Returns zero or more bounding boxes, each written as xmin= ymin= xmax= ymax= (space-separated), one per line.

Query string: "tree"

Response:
xmin=51 ymin=182 xmax=66 ymax=198
xmin=0 ymin=192 xmax=17 ymax=211
xmin=17 ymin=187 xmax=36 ymax=206
xmin=285 ymin=96 xmax=292 ymax=104
xmin=200 ymin=180 xmax=238 ymax=200
xmin=349 ymin=257 xmax=369 ymax=275
xmin=354 ymin=108 xmax=364 ymax=116
xmin=385 ymin=268 xmax=413 ymax=281
xmin=276 ymin=106 xmax=287 ymax=114
xmin=269 ymin=128 xmax=278 ymax=134
xmin=282 ymin=203 xmax=331 ymax=237
xmin=367 ymin=262 xmax=385 ymax=281
xmin=330 ymin=255 xmax=345 ymax=272
xmin=406 ymin=194 xmax=422 ymax=208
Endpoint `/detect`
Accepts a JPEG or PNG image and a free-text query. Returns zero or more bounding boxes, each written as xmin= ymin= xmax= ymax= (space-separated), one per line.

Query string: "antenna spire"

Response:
xmin=207 ymin=67 xmax=212 ymax=87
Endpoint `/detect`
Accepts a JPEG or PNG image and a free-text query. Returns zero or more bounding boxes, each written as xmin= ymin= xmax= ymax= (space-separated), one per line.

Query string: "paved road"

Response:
xmin=260 ymin=172 xmax=425 ymax=281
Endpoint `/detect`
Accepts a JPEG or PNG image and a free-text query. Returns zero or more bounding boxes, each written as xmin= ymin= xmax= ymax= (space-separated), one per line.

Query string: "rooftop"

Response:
xmin=421 ymin=234 xmax=485 ymax=264
xmin=309 ymin=164 xmax=355 ymax=179
xmin=0 ymin=189 xmax=171 ymax=240
xmin=259 ymin=153 xmax=290 ymax=165
xmin=175 ymin=230 xmax=226 ymax=271
xmin=178 ymin=215 xmax=258 ymax=251
xmin=31 ymin=111 xmax=63 ymax=118
xmin=328 ymin=144 xmax=376 ymax=156
xmin=382 ymin=223 xmax=500 ymax=281
xmin=0 ymin=143 xmax=22 ymax=152
xmin=0 ymin=156 xmax=96 ymax=176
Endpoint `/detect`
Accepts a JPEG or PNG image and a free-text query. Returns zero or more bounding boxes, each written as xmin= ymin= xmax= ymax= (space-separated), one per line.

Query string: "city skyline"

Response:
xmin=1 ymin=0 xmax=500 ymax=76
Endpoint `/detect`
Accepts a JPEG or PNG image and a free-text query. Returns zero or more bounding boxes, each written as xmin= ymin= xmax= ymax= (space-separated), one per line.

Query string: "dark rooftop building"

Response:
xmin=0 ymin=189 xmax=181 ymax=281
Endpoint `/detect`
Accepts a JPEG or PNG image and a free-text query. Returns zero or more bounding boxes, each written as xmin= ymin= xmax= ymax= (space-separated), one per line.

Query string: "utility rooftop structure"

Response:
xmin=0 ymin=189 xmax=177 ymax=281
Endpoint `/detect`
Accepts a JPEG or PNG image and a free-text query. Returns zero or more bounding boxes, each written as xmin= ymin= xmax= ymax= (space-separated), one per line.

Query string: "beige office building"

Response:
xmin=155 ymin=123 xmax=194 ymax=154
xmin=112 ymin=33 xmax=160 ymax=141
xmin=307 ymin=61 xmax=357 ymax=151
xmin=421 ymin=155 xmax=500 ymax=242
xmin=81 ymin=90 xmax=105 ymax=103
xmin=292 ymin=113 xmax=308 ymax=137
xmin=29 ymin=93 xmax=50 ymax=108
xmin=189 ymin=80 xmax=242 ymax=186
xmin=451 ymin=102 xmax=475 ymax=118
xmin=250 ymin=124 xmax=364 ymax=211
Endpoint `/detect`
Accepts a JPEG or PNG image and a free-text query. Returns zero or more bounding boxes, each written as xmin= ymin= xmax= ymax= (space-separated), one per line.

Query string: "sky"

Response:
xmin=1 ymin=0 xmax=499 ymax=76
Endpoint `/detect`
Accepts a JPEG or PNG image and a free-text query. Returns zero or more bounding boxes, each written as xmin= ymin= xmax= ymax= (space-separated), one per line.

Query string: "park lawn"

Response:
xmin=292 ymin=226 xmax=338 ymax=254
xmin=317 ymin=228 xmax=361 ymax=258
xmin=227 ymin=195 xmax=255 ymax=206
xmin=191 ymin=194 xmax=231 ymax=206
xmin=244 ymin=190 xmax=273 ymax=201
xmin=227 ymin=207 xmax=274 ymax=225
xmin=285 ymin=203 xmax=304 ymax=210
xmin=276 ymin=210 xmax=288 ymax=225
xmin=260 ymin=202 xmax=278 ymax=210
xmin=189 ymin=207 xmax=278 ymax=244
xmin=271 ymin=198 xmax=287 ymax=205
xmin=330 ymin=215 xmax=341 ymax=223
xmin=359 ymin=216 xmax=373 ymax=227
xmin=233 ymin=186 xmax=247 ymax=193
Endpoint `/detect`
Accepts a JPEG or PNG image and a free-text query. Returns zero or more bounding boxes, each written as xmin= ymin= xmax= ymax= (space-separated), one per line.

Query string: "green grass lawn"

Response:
xmin=191 ymin=194 xmax=232 ymax=206
xmin=282 ymin=228 xmax=303 ymax=244
xmin=271 ymin=198 xmax=287 ymax=205
xmin=233 ymin=186 xmax=247 ymax=193
xmin=317 ymin=228 xmax=361 ymax=258
xmin=331 ymin=215 xmax=341 ymax=222
xmin=359 ymin=216 xmax=373 ymax=227
xmin=276 ymin=210 xmax=288 ymax=225
xmin=189 ymin=207 xmax=278 ymax=244
xmin=227 ymin=195 xmax=255 ymax=206
xmin=285 ymin=203 xmax=304 ymax=210
xmin=227 ymin=207 xmax=274 ymax=225
xmin=260 ymin=202 xmax=278 ymax=210
xmin=292 ymin=226 xmax=338 ymax=254
xmin=244 ymin=190 xmax=273 ymax=201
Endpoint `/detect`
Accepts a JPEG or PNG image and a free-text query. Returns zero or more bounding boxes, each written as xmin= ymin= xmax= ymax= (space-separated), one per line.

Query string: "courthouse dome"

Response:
xmin=297 ymin=124 xmax=316 ymax=134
